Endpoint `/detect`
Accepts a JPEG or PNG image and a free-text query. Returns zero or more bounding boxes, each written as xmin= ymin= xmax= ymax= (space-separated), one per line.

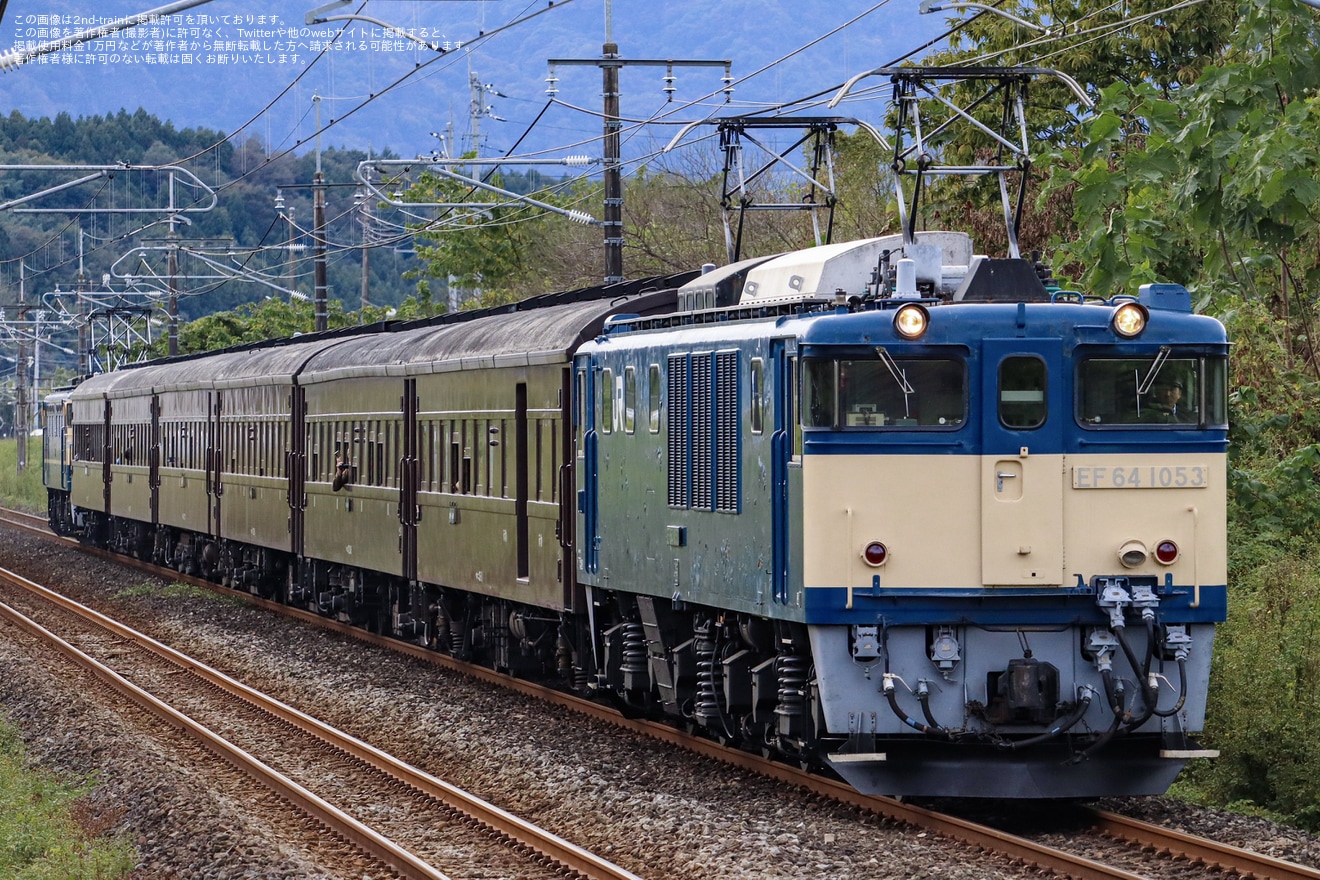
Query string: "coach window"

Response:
xmin=648 ymin=364 xmax=661 ymax=433
xmin=624 ymin=367 xmax=637 ymax=434
xmin=750 ymin=358 xmax=764 ymax=434
xmin=999 ymin=356 xmax=1047 ymax=429
xmin=600 ymin=368 xmax=614 ymax=434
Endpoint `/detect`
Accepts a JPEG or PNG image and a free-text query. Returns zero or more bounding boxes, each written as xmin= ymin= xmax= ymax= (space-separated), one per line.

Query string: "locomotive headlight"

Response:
xmin=1118 ymin=539 xmax=1149 ymax=568
xmin=893 ymin=303 xmax=929 ymax=339
xmin=861 ymin=541 xmax=889 ymax=567
xmin=1111 ymin=302 xmax=1149 ymax=338
xmin=1154 ymin=540 xmax=1180 ymax=565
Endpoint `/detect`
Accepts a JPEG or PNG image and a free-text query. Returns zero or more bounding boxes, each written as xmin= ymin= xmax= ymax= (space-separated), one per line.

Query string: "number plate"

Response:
xmin=1072 ymin=465 xmax=1209 ymax=489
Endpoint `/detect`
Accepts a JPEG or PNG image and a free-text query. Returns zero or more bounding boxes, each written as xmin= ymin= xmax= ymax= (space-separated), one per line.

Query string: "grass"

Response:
xmin=0 ymin=714 xmax=137 ymax=880
xmin=0 ymin=436 xmax=50 ymax=513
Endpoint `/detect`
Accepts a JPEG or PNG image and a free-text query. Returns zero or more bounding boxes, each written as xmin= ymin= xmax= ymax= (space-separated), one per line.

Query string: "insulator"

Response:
xmin=562 ymin=155 xmax=593 ymax=166
xmin=619 ymin=622 xmax=647 ymax=676
xmin=565 ymin=210 xmax=595 ymax=225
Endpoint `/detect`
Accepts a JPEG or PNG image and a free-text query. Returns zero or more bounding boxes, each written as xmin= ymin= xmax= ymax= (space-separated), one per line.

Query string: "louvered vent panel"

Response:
xmin=691 ymin=353 xmax=713 ymax=511
xmin=715 ymin=352 xmax=740 ymax=513
xmin=667 ymin=355 xmax=689 ymax=508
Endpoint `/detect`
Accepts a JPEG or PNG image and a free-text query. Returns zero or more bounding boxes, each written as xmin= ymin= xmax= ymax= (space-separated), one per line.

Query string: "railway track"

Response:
xmin=0 ymin=558 xmax=641 ymax=880
xmin=3 ymin=507 xmax=1317 ymax=880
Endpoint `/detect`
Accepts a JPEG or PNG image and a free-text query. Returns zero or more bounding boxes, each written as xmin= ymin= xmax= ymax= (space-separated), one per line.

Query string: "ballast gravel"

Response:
xmin=1 ymin=529 xmax=1317 ymax=880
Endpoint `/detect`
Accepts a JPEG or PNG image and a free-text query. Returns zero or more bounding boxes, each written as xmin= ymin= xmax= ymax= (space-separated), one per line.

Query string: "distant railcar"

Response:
xmin=43 ymin=230 xmax=1227 ymax=799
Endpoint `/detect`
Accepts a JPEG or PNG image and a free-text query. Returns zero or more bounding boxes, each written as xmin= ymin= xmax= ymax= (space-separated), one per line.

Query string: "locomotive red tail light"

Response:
xmin=1111 ymin=302 xmax=1149 ymax=338
xmin=1154 ymin=540 xmax=1180 ymax=565
xmin=862 ymin=541 xmax=889 ymax=567
xmin=893 ymin=303 xmax=930 ymax=339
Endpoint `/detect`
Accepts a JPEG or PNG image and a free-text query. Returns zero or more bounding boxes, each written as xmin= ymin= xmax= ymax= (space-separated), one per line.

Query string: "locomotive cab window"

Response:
xmin=648 ymin=364 xmax=661 ymax=434
xmin=998 ymin=356 xmax=1048 ymax=429
xmin=600 ymin=368 xmax=613 ymax=434
xmin=623 ymin=366 xmax=636 ymax=434
xmin=801 ymin=354 xmax=966 ymax=429
xmin=1078 ymin=354 xmax=1228 ymax=428
xmin=750 ymin=358 xmax=764 ymax=434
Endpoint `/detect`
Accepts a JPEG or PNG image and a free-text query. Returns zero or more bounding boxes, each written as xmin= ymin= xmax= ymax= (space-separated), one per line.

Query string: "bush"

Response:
xmin=1181 ymin=553 xmax=1320 ymax=829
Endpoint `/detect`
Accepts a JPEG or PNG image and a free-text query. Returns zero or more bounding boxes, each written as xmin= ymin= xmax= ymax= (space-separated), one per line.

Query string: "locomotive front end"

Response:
xmin=796 ymin=286 xmax=1228 ymax=799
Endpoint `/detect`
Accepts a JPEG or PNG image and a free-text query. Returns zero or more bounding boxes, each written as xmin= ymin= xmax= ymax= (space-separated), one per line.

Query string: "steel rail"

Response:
xmin=7 ymin=509 xmax=1318 ymax=880
xmin=1090 ymin=809 xmax=1320 ymax=880
xmin=0 ymin=561 xmax=642 ymax=880
xmin=0 ymin=579 xmax=453 ymax=880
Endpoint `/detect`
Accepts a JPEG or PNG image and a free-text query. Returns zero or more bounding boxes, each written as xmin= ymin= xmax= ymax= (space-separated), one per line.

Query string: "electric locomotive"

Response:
xmin=576 ymin=230 xmax=1226 ymax=798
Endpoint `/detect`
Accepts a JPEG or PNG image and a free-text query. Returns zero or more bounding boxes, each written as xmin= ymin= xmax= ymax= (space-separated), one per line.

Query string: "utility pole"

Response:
xmin=167 ymin=171 xmax=179 ymax=356
xmin=312 ymin=94 xmax=329 ymax=333
xmin=356 ymin=187 xmax=371 ymax=315
xmin=76 ymin=227 xmax=90 ymax=374
xmin=15 ymin=261 xmax=27 ymax=469
xmin=549 ymin=3 xmax=730 ymax=283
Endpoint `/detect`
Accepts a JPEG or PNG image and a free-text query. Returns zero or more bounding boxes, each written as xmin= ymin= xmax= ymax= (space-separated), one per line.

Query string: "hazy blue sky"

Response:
xmin=1 ymin=0 xmax=951 ymax=160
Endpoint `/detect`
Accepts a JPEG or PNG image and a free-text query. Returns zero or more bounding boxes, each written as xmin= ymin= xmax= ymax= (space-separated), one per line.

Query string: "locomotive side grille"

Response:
xmin=692 ymin=353 xmax=713 ymax=510
xmin=715 ymin=351 xmax=740 ymax=513
xmin=667 ymin=354 xmax=690 ymax=508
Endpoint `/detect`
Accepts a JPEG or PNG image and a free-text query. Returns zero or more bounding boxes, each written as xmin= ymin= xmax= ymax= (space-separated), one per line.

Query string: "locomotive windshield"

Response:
xmin=801 ymin=356 xmax=966 ymax=429
xmin=1077 ymin=354 xmax=1228 ymax=427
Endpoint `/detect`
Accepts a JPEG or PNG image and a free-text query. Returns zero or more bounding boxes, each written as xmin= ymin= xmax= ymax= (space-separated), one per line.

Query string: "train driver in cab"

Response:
xmin=1145 ymin=376 xmax=1187 ymax=422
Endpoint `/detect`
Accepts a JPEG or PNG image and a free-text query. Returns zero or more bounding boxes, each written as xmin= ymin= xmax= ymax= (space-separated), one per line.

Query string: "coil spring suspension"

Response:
xmin=449 ymin=620 xmax=466 ymax=656
xmin=620 ymin=622 xmax=647 ymax=681
xmin=775 ymin=654 xmax=809 ymax=734
xmin=693 ymin=631 xmax=722 ymax=724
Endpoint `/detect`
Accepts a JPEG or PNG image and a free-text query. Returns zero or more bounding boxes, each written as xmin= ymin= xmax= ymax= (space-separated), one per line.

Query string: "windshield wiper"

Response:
xmin=1135 ymin=346 xmax=1172 ymax=395
xmin=874 ymin=346 xmax=915 ymax=419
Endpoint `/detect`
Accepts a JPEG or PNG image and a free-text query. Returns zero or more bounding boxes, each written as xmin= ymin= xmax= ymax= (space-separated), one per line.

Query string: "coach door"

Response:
xmin=399 ymin=378 xmax=419 ymax=581
xmin=770 ymin=339 xmax=798 ymax=605
xmin=149 ymin=395 xmax=161 ymax=525
xmin=206 ymin=391 xmax=222 ymax=537
xmin=980 ymin=339 xmax=1064 ymax=586
xmin=574 ymin=357 xmax=601 ymax=576
xmin=287 ymin=385 xmax=306 ymax=556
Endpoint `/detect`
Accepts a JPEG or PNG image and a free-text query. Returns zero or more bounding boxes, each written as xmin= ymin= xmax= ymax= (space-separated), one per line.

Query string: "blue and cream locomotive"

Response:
xmin=41 ymin=226 xmax=1227 ymax=799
